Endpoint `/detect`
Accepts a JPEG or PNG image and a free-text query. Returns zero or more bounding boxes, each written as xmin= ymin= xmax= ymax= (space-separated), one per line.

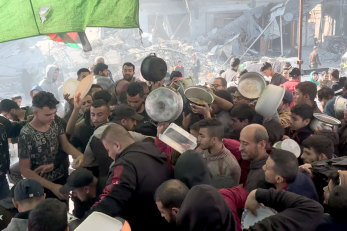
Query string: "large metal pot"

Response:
xmin=334 ymin=96 xmax=347 ymax=120
xmin=255 ymin=85 xmax=285 ymax=119
xmin=168 ymin=76 xmax=196 ymax=104
xmin=238 ymin=72 xmax=267 ymax=100
xmin=145 ymin=87 xmax=183 ymax=122
xmin=141 ymin=53 xmax=167 ymax=82
xmin=184 ymin=86 xmax=214 ymax=106
xmin=310 ymin=113 xmax=341 ymax=131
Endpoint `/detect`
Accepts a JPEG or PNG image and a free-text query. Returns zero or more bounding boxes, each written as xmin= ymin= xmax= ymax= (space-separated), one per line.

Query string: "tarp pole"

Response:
xmin=298 ymin=0 xmax=304 ymax=69
xmin=240 ymin=17 xmax=277 ymax=59
xmin=280 ymin=15 xmax=283 ymax=56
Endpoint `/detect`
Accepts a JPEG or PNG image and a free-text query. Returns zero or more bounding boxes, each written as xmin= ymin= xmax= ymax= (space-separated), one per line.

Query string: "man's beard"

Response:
xmin=123 ymin=74 xmax=133 ymax=82
xmin=11 ymin=113 xmax=19 ymax=121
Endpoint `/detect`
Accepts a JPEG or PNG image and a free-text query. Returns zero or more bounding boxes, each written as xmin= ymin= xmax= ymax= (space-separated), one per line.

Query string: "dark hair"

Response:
xmin=239 ymin=68 xmax=248 ymax=76
xmin=321 ymin=71 xmax=327 ymax=76
xmin=263 ymin=121 xmax=285 ymax=146
xmin=214 ymin=90 xmax=232 ymax=103
xmin=328 ymin=186 xmax=347 ymax=222
xmin=198 ymin=118 xmax=224 ymax=141
xmin=313 ymin=71 xmax=319 ymax=75
xmin=91 ymin=84 xmax=103 ymax=90
xmin=291 ymin=104 xmax=314 ymax=121
xmin=118 ymin=91 xmax=128 ymax=105
xmin=329 ymin=69 xmax=339 ymax=80
xmin=302 ymin=135 xmax=334 ymax=159
xmin=127 ymin=82 xmax=144 ymax=98
xmin=177 ymin=60 xmax=182 ymax=63
xmin=317 ymin=86 xmax=334 ymax=101
xmin=270 ymin=149 xmax=298 ymax=182
xmin=91 ymin=99 xmax=109 ymax=109
xmin=296 ymin=81 xmax=317 ymax=101
xmin=94 ymin=63 xmax=108 ymax=75
xmin=92 ymin=90 xmax=112 ymax=104
xmin=229 ymin=104 xmax=254 ymax=123
xmin=260 ymin=62 xmax=272 ymax=72
xmin=230 ymin=58 xmax=240 ymax=68
xmin=189 ymin=121 xmax=200 ymax=131
xmin=28 ymin=198 xmax=67 ymax=231
xmin=122 ymin=62 xmax=135 ymax=71
xmin=170 ymin=71 xmax=182 ymax=81
xmin=315 ymin=129 xmax=339 ymax=147
xmin=77 ymin=68 xmax=90 ymax=77
xmin=215 ymin=77 xmax=227 ymax=87
xmin=219 ymin=70 xmax=225 ymax=75
xmin=154 ymin=180 xmax=189 ymax=209
xmin=11 ymin=95 xmax=22 ymax=101
xmin=227 ymin=86 xmax=238 ymax=95
xmin=32 ymin=92 xmax=59 ymax=109
xmin=0 ymin=99 xmax=19 ymax=113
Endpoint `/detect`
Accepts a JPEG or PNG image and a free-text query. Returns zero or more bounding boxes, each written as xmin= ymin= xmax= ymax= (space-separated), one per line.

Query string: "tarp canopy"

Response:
xmin=0 ymin=0 xmax=139 ymax=43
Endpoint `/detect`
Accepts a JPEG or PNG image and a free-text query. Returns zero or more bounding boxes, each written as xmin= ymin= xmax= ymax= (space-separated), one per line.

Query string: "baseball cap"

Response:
xmin=282 ymin=89 xmax=293 ymax=104
xmin=14 ymin=179 xmax=44 ymax=201
xmin=112 ymin=105 xmax=144 ymax=121
xmin=289 ymin=67 xmax=301 ymax=77
xmin=60 ymin=168 xmax=94 ymax=194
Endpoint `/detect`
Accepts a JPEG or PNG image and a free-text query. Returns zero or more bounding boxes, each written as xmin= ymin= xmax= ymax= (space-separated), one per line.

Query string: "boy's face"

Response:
xmin=290 ymin=113 xmax=311 ymax=131
xmin=313 ymin=74 xmax=319 ymax=81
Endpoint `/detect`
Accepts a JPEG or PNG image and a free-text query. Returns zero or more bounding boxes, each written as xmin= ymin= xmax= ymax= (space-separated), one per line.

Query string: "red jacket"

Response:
xmin=219 ymin=186 xmax=249 ymax=231
xmin=280 ymin=80 xmax=300 ymax=108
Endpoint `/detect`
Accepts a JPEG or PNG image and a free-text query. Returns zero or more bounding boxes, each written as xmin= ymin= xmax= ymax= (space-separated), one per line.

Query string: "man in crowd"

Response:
xmin=77 ymin=68 xmax=91 ymax=81
xmin=233 ymin=90 xmax=251 ymax=107
xmin=280 ymin=67 xmax=301 ymax=108
xmin=18 ymin=92 xmax=84 ymax=201
xmin=263 ymin=149 xmax=318 ymax=200
xmin=228 ymin=104 xmax=254 ymax=141
xmin=191 ymin=53 xmax=200 ymax=83
xmin=88 ymin=124 xmax=173 ymax=231
xmin=93 ymin=63 xmax=113 ymax=92
xmin=11 ymin=95 xmax=22 ymax=107
xmin=196 ymin=118 xmax=241 ymax=182
xmin=301 ymin=135 xmax=334 ymax=164
xmin=278 ymin=89 xmax=293 ymax=129
xmin=122 ymin=62 xmax=136 ymax=83
xmin=211 ymin=77 xmax=227 ymax=91
xmin=111 ymin=105 xmax=144 ymax=132
xmin=295 ymin=81 xmax=322 ymax=113
xmin=289 ymin=104 xmax=314 ymax=146
xmin=59 ymin=168 xmax=106 ymax=219
xmin=169 ymin=71 xmax=183 ymax=83
xmin=4 ymin=179 xmax=45 ymax=231
xmin=127 ymin=82 xmax=157 ymax=137
xmin=221 ymin=58 xmax=240 ymax=83
xmin=317 ymin=86 xmax=334 ymax=111
xmin=39 ymin=65 xmax=60 ymax=101
xmin=309 ymin=46 xmax=322 ymax=68
xmin=174 ymin=60 xmax=185 ymax=77
xmin=330 ymin=69 xmax=343 ymax=92
xmin=260 ymin=62 xmax=286 ymax=86
xmin=27 ymin=198 xmax=68 ymax=231
xmin=239 ymin=124 xmax=271 ymax=192
xmin=95 ymin=56 xmax=113 ymax=81
xmin=0 ymin=99 xmax=32 ymax=122
xmin=90 ymin=84 xmax=103 ymax=96
xmin=210 ymin=90 xmax=233 ymax=130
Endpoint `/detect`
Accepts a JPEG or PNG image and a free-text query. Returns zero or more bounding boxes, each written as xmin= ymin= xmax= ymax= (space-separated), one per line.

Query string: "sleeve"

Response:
xmin=88 ymin=162 xmax=137 ymax=217
xmin=55 ymin=117 xmax=66 ymax=135
xmin=18 ymin=130 xmax=31 ymax=159
xmin=219 ymin=186 xmax=249 ymax=211
xmin=154 ymin=136 xmax=173 ymax=159
xmin=83 ymin=136 xmax=97 ymax=166
xmin=248 ymin=188 xmax=324 ymax=231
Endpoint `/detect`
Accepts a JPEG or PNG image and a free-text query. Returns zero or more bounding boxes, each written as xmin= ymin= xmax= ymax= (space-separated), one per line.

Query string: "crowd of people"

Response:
xmin=0 ymin=54 xmax=346 ymax=231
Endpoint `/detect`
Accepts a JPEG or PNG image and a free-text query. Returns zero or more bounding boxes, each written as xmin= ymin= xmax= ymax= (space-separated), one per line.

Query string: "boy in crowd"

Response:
xmin=260 ymin=62 xmax=286 ymax=86
xmin=317 ymin=86 xmax=334 ymax=111
xmin=11 ymin=95 xmax=22 ymax=107
xmin=301 ymin=135 xmax=334 ymax=164
xmin=288 ymin=104 xmax=314 ymax=145
xmin=295 ymin=81 xmax=321 ymax=113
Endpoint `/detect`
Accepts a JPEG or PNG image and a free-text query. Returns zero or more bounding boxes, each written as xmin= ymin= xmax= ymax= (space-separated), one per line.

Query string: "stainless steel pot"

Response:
xmin=334 ymin=96 xmax=347 ymax=120
xmin=141 ymin=53 xmax=167 ymax=82
xmin=184 ymin=86 xmax=214 ymax=106
xmin=168 ymin=76 xmax=196 ymax=104
xmin=310 ymin=113 xmax=341 ymax=131
xmin=238 ymin=72 xmax=267 ymax=100
xmin=145 ymin=87 xmax=183 ymax=122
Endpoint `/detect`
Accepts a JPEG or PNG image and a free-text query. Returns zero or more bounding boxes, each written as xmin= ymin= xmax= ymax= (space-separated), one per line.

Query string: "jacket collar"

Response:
xmin=14 ymin=210 xmax=31 ymax=219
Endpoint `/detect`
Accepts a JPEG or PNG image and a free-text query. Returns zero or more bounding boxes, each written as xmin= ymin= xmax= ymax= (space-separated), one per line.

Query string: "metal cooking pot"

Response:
xmin=310 ymin=113 xmax=341 ymax=131
xmin=184 ymin=86 xmax=214 ymax=106
xmin=334 ymin=96 xmax=347 ymax=120
xmin=141 ymin=53 xmax=167 ymax=82
xmin=255 ymin=85 xmax=285 ymax=119
xmin=168 ymin=76 xmax=196 ymax=104
xmin=145 ymin=87 xmax=183 ymax=122
xmin=238 ymin=72 xmax=267 ymax=100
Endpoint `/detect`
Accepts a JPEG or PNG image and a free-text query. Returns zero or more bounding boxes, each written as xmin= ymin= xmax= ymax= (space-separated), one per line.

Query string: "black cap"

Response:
xmin=283 ymin=89 xmax=293 ymax=104
xmin=230 ymin=58 xmax=240 ymax=67
xmin=14 ymin=179 xmax=44 ymax=201
xmin=60 ymin=169 xmax=94 ymax=194
xmin=112 ymin=105 xmax=144 ymax=121
xmin=289 ymin=67 xmax=301 ymax=77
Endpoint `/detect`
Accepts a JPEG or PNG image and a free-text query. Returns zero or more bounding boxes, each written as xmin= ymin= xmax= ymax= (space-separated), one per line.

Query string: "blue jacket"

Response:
xmin=287 ymin=171 xmax=319 ymax=201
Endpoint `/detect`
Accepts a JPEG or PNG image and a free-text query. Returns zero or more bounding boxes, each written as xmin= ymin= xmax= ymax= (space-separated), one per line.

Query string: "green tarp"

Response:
xmin=0 ymin=0 xmax=139 ymax=43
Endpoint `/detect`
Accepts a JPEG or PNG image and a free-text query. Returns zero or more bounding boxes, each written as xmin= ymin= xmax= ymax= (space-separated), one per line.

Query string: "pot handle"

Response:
xmin=148 ymin=53 xmax=157 ymax=57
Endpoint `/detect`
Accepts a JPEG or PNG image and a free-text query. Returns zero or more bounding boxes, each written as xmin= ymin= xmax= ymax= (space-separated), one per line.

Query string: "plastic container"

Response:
xmin=159 ymin=123 xmax=197 ymax=154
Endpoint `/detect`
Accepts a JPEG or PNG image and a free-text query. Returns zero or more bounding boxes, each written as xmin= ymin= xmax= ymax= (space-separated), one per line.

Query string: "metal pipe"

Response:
xmin=298 ymin=0 xmax=304 ymax=69
xmin=280 ymin=15 xmax=283 ymax=56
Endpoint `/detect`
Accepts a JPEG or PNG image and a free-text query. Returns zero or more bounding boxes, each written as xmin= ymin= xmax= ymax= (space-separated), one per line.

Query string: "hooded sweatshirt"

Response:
xmin=93 ymin=75 xmax=114 ymax=92
xmin=3 ymin=210 xmax=31 ymax=231
xmin=39 ymin=65 xmax=60 ymax=101
xmin=176 ymin=184 xmax=237 ymax=231
xmin=310 ymin=72 xmax=320 ymax=86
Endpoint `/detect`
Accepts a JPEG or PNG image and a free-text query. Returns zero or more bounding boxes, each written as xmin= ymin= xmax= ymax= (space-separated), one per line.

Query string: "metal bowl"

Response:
xmin=255 ymin=85 xmax=285 ymax=119
xmin=334 ymin=96 xmax=347 ymax=120
xmin=184 ymin=86 xmax=214 ymax=106
xmin=310 ymin=113 xmax=341 ymax=131
xmin=238 ymin=72 xmax=267 ymax=100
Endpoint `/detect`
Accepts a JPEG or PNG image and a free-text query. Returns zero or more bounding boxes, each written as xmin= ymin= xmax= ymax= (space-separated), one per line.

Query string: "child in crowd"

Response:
xmin=320 ymin=71 xmax=333 ymax=88
xmin=310 ymin=71 xmax=320 ymax=86
xmin=288 ymin=104 xmax=314 ymax=146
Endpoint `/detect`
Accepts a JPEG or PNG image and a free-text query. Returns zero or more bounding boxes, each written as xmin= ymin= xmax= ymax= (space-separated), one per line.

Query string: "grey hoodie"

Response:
xmin=93 ymin=75 xmax=114 ymax=93
xmin=3 ymin=210 xmax=31 ymax=231
xmin=39 ymin=65 xmax=60 ymax=101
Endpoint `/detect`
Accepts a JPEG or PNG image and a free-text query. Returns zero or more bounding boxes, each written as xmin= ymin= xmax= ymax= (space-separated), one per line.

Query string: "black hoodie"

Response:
xmin=176 ymin=184 xmax=237 ymax=231
xmin=88 ymin=142 xmax=174 ymax=231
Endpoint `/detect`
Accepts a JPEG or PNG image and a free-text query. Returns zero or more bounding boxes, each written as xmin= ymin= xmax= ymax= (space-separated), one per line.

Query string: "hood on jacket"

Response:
xmin=310 ymin=71 xmax=320 ymax=86
xmin=119 ymin=142 xmax=168 ymax=163
xmin=44 ymin=65 xmax=58 ymax=84
xmin=287 ymin=170 xmax=319 ymax=201
xmin=176 ymin=184 xmax=236 ymax=231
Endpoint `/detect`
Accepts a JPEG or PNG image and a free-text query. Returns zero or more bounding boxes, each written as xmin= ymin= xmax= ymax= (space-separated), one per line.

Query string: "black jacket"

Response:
xmin=244 ymin=156 xmax=274 ymax=192
xmin=287 ymin=171 xmax=319 ymax=201
xmin=89 ymin=136 xmax=113 ymax=179
xmin=270 ymin=73 xmax=286 ymax=86
xmin=316 ymin=213 xmax=347 ymax=231
xmin=247 ymin=188 xmax=323 ymax=231
xmin=88 ymin=142 xmax=173 ymax=231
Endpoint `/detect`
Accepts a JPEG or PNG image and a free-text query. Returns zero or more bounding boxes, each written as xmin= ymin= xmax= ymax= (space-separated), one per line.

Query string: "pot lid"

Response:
xmin=313 ymin=113 xmax=341 ymax=125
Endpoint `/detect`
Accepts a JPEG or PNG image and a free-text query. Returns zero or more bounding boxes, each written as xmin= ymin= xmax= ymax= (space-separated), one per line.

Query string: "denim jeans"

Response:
xmin=0 ymin=175 xmax=10 ymax=200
